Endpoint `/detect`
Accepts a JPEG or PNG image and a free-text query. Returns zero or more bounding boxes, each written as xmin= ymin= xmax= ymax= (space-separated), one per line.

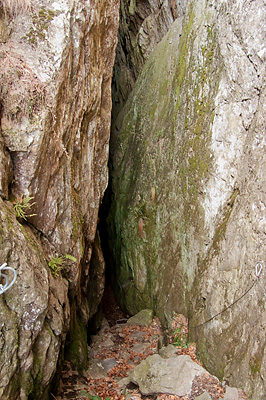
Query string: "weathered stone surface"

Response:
xmin=159 ymin=344 xmax=177 ymax=358
xmin=86 ymin=231 xmax=106 ymax=323
xmin=0 ymin=0 xmax=119 ymax=398
xmin=108 ymin=0 xmax=266 ymax=397
xmin=101 ymin=358 xmax=118 ymax=373
xmin=0 ymin=198 xmax=62 ymax=400
xmin=127 ymin=308 xmax=154 ymax=326
xmin=195 ymin=393 xmax=212 ymax=400
xmin=87 ymin=359 xmax=108 ymax=379
xmin=128 ymin=354 xmax=205 ymax=396
xmin=223 ymin=387 xmax=240 ymax=400
xmin=109 ymin=9 xmax=194 ymax=315
xmin=0 ymin=134 xmax=12 ymax=199
xmin=112 ymin=0 xmax=187 ymax=119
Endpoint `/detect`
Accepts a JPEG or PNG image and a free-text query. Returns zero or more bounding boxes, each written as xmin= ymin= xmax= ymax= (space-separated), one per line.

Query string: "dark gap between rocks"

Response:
xmin=101 ymin=282 xmax=129 ymax=327
xmin=97 ymin=180 xmax=128 ymax=322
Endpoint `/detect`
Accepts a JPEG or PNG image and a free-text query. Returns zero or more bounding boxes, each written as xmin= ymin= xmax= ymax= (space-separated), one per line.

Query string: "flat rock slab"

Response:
xmin=127 ymin=309 xmax=154 ymax=327
xmin=101 ymin=358 xmax=118 ymax=373
xmin=159 ymin=344 xmax=178 ymax=358
xmin=132 ymin=342 xmax=152 ymax=354
xmin=223 ymin=386 xmax=240 ymax=400
xmin=128 ymin=353 xmax=206 ymax=396
xmin=129 ymin=330 xmax=148 ymax=341
xmin=87 ymin=359 xmax=108 ymax=379
xmin=195 ymin=393 xmax=212 ymax=400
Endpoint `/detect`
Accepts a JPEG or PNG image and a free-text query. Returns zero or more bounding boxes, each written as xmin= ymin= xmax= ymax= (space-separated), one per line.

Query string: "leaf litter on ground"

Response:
xmin=54 ymin=285 xmax=247 ymax=400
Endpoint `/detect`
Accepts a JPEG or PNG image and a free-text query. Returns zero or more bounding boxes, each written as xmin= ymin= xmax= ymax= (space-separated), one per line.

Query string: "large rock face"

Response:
xmin=0 ymin=0 xmax=119 ymax=398
xmin=108 ymin=0 xmax=266 ymax=397
xmin=112 ymin=0 xmax=187 ymax=119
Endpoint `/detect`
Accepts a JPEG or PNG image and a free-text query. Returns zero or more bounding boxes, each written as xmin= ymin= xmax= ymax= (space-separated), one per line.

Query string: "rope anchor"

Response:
xmin=256 ymin=261 xmax=264 ymax=278
xmin=191 ymin=260 xmax=265 ymax=329
xmin=0 ymin=263 xmax=17 ymax=295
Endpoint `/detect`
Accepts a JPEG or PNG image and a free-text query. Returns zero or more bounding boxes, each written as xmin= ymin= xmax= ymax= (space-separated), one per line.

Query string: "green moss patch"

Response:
xmin=65 ymin=315 xmax=88 ymax=373
xmin=108 ymin=0 xmax=222 ymax=323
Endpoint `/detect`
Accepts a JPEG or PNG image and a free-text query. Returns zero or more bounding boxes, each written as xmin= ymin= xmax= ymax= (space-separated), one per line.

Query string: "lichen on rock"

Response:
xmin=112 ymin=0 xmax=188 ymax=120
xmin=108 ymin=0 xmax=221 ymax=317
xmin=108 ymin=0 xmax=266 ymax=397
xmin=0 ymin=0 xmax=120 ymax=398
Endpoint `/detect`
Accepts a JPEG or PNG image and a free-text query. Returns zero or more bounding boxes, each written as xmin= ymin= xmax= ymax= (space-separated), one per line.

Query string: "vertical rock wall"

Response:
xmin=108 ymin=0 xmax=266 ymax=397
xmin=0 ymin=0 xmax=119 ymax=398
xmin=112 ymin=0 xmax=187 ymax=120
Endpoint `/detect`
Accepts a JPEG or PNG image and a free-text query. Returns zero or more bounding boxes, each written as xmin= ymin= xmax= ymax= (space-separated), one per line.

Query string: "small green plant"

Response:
xmin=48 ymin=254 xmax=77 ymax=277
xmin=173 ymin=327 xmax=191 ymax=348
xmin=12 ymin=194 xmax=36 ymax=220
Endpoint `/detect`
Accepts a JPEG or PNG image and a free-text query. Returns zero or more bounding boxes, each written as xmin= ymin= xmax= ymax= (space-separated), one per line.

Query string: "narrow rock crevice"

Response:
xmin=98 ymin=0 xmax=188 ymax=319
xmin=97 ymin=1 xmax=266 ymax=398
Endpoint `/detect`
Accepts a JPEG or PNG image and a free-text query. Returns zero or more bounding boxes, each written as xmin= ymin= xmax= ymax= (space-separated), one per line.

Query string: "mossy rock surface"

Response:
xmin=65 ymin=315 xmax=88 ymax=373
xmin=127 ymin=309 xmax=154 ymax=327
xmin=109 ymin=0 xmax=221 ymax=323
xmin=108 ymin=0 xmax=266 ymax=397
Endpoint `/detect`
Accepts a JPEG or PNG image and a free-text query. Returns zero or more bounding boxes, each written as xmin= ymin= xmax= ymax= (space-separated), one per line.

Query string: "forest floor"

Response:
xmin=52 ymin=285 xmax=247 ymax=400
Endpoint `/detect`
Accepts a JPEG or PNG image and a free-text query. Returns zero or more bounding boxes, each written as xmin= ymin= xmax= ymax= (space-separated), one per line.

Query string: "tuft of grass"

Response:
xmin=48 ymin=254 xmax=77 ymax=277
xmin=173 ymin=327 xmax=192 ymax=348
xmin=0 ymin=0 xmax=31 ymax=17
xmin=12 ymin=194 xmax=36 ymax=221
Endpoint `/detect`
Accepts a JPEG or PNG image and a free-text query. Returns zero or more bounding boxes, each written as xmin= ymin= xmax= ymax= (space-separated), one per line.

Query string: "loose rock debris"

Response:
xmin=54 ymin=310 xmax=247 ymax=400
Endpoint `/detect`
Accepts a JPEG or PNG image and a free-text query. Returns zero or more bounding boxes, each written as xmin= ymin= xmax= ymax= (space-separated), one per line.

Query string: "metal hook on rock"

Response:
xmin=0 ymin=263 xmax=17 ymax=294
xmin=255 ymin=261 xmax=264 ymax=278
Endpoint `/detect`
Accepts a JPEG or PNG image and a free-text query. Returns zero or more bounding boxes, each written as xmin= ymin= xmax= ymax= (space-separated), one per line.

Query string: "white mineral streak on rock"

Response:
xmin=202 ymin=0 xmax=261 ymax=237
